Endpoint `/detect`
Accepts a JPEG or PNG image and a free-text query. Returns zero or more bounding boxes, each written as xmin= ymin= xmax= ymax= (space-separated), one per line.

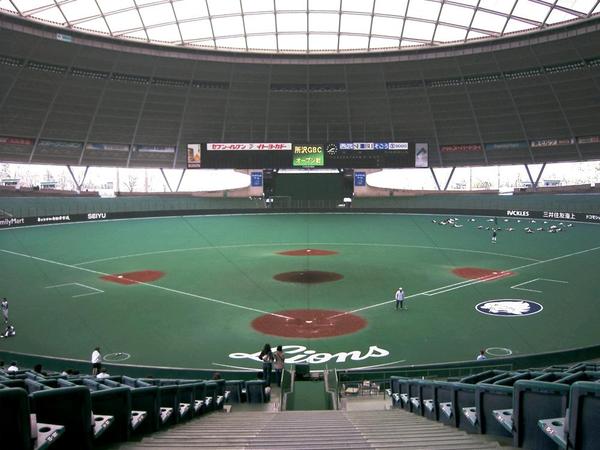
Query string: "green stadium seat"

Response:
xmin=89 ymin=386 xmax=132 ymax=444
xmin=389 ymin=376 xmax=406 ymax=407
xmin=433 ymin=381 xmax=457 ymax=427
xmin=502 ymin=380 xmax=570 ymax=450
xmin=459 ymin=370 xmax=511 ymax=385
xmin=556 ymin=371 xmax=600 ymax=385
xmin=533 ymin=372 xmax=568 ymax=383
xmin=0 ymin=387 xmax=65 ymax=450
xmin=225 ymin=380 xmax=244 ymax=403
xmin=29 ymin=386 xmax=94 ymax=450
xmin=416 ymin=380 xmax=437 ymax=420
xmin=474 ymin=383 xmax=513 ymax=438
xmin=451 ymin=383 xmax=478 ymax=433
xmin=540 ymin=381 xmax=600 ymax=450
xmin=245 ymin=380 xmax=269 ymax=403
xmin=97 ymin=378 xmax=159 ymax=434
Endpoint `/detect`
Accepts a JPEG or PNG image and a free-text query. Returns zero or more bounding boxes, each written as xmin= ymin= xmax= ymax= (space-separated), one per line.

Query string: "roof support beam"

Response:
xmin=524 ymin=163 xmax=546 ymax=189
xmin=453 ymin=56 xmax=488 ymax=165
xmin=173 ymin=61 xmax=198 ymax=169
xmin=126 ymin=63 xmax=158 ymax=168
xmin=67 ymin=165 xmax=89 ymax=191
xmin=29 ymin=47 xmax=82 ymax=163
xmin=79 ymin=55 xmax=120 ymax=165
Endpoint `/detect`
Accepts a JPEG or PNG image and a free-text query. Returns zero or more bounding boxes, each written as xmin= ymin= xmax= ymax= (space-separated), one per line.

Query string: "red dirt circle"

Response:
xmin=101 ymin=270 xmax=165 ymax=285
xmin=277 ymin=249 xmax=338 ymax=256
xmin=273 ymin=271 xmax=343 ymax=284
xmin=452 ymin=267 xmax=514 ymax=280
xmin=252 ymin=309 xmax=367 ymax=338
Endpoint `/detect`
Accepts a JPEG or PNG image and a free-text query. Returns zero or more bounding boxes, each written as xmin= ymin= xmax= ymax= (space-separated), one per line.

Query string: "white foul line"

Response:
xmin=328 ymin=244 xmax=600 ymax=319
xmin=511 ymin=277 xmax=569 ymax=294
xmin=46 ymin=282 xmax=104 ymax=298
xmin=1 ymin=248 xmax=293 ymax=320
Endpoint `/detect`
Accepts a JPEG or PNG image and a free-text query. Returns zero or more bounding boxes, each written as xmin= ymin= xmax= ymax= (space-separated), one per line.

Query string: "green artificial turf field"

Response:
xmin=1 ymin=213 xmax=599 ymax=371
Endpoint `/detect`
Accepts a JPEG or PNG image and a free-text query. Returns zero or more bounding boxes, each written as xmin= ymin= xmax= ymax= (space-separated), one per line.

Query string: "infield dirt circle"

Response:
xmin=273 ymin=270 xmax=343 ymax=284
xmin=252 ymin=309 xmax=367 ymax=338
xmin=452 ymin=267 xmax=514 ymax=280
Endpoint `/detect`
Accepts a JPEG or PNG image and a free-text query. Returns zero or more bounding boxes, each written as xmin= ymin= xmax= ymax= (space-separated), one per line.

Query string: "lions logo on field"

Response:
xmin=475 ymin=299 xmax=543 ymax=317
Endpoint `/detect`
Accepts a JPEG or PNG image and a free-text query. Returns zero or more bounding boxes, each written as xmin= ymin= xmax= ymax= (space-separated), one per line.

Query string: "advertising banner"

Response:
xmin=415 ymin=143 xmax=428 ymax=168
xmin=354 ymin=171 xmax=367 ymax=186
xmin=187 ymin=144 xmax=201 ymax=168
xmin=484 ymin=141 xmax=529 ymax=151
xmin=250 ymin=171 xmax=263 ymax=187
xmin=206 ymin=143 xmax=292 ymax=151
xmin=0 ymin=136 xmax=34 ymax=145
xmin=530 ymin=138 xmax=575 ymax=148
xmin=86 ymin=143 xmax=130 ymax=152
xmin=440 ymin=144 xmax=482 ymax=153
xmin=38 ymin=140 xmax=83 ymax=150
xmin=577 ymin=136 xmax=600 ymax=144
xmin=135 ymin=145 xmax=175 ymax=153
xmin=293 ymin=145 xmax=324 ymax=167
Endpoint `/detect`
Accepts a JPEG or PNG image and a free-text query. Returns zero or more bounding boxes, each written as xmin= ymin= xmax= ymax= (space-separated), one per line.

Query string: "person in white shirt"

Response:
xmin=96 ymin=368 xmax=110 ymax=379
xmin=91 ymin=347 xmax=102 ymax=376
xmin=395 ymin=288 xmax=406 ymax=310
xmin=476 ymin=350 xmax=487 ymax=361
xmin=7 ymin=361 xmax=18 ymax=372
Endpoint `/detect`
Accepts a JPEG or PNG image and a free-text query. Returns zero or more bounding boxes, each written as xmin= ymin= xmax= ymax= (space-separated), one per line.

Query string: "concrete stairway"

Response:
xmin=115 ymin=409 xmax=504 ymax=449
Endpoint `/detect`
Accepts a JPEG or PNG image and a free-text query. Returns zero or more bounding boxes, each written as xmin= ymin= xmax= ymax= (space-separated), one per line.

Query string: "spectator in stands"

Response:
xmin=33 ymin=364 xmax=47 ymax=376
xmin=476 ymin=350 xmax=487 ymax=361
xmin=96 ymin=368 xmax=110 ymax=379
xmin=7 ymin=361 xmax=19 ymax=372
xmin=259 ymin=343 xmax=274 ymax=386
xmin=211 ymin=372 xmax=222 ymax=380
xmin=274 ymin=345 xmax=286 ymax=387
xmin=91 ymin=347 xmax=102 ymax=376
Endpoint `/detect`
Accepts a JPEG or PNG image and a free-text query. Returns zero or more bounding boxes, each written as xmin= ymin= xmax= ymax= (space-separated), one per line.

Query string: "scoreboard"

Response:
xmin=188 ymin=142 xmax=428 ymax=169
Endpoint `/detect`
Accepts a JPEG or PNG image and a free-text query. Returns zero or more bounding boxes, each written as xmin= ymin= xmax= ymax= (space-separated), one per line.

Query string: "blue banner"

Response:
xmin=354 ymin=172 xmax=366 ymax=186
xmin=251 ymin=171 xmax=263 ymax=187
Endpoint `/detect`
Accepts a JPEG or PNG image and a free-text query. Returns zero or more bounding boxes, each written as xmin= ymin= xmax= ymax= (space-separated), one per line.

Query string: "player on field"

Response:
xmin=395 ymin=287 xmax=406 ymax=310
xmin=1 ymin=298 xmax=8 ymax=325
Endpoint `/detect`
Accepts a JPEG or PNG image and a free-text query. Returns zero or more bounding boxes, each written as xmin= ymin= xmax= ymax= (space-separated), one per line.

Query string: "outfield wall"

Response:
xmin=1 ymin=193 xmax=598 ymax=228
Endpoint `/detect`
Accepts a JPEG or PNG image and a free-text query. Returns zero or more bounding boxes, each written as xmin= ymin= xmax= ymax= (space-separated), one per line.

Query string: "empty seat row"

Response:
xmin=0 ymin=370 xmax=248 ymax=449
xmin=390 ymin=366 xmax=600 ymax=450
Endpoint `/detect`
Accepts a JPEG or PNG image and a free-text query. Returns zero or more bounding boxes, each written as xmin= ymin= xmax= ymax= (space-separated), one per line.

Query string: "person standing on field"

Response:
xmin=395 ymin=288 xmax=406 ymax=310
xmin=91 ymin=347 xmax=102 ymax=376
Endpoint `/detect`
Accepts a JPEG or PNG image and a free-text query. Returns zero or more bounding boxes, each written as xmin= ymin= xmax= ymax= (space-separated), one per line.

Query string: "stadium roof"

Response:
xmin=2 ymin=0 xmax=600 ymax=54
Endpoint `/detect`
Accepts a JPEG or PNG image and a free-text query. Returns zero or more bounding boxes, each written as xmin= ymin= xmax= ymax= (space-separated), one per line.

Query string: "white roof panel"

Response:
xmin=3 ymin=0 xmax=598 ymax=53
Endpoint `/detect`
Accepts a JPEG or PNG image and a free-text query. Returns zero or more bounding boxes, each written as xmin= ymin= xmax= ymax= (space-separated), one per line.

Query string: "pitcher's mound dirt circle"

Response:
xmin=452 ymin=267 xmax=514 ymax=280
xmin=277 ymin=249 xmax=338 ymax=256
xmin=252 ymin=309 xmax=366 ymax=338
xmin=101 ymin=270 xmax=165 ymax=285
xmin=273 ymin=271 xmax=343 ymax=284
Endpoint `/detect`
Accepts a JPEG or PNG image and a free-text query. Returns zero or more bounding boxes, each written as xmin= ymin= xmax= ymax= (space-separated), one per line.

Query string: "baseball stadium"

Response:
xmin=1 ymin=1 xmax=600 ymax=449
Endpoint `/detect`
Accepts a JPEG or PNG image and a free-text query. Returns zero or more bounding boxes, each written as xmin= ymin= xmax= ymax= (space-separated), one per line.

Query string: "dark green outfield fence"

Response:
xmin=352 ymin=193 xmax=600 ymax=213
xmin=0 ymin=196 xmax=264 ymax=218
xmin=0 ymin=192 xmax=598 ymax=223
